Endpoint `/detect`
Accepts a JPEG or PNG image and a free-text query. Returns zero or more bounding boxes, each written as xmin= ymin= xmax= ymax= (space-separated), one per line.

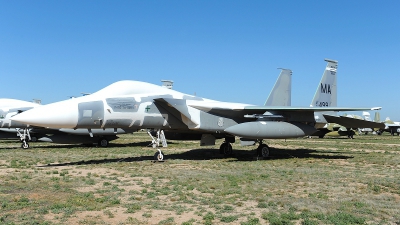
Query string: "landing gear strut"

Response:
xmin=16 ymin=128 xmax=31 ymax=149
xmin=147 ymin=129 xmax=167 ymax=162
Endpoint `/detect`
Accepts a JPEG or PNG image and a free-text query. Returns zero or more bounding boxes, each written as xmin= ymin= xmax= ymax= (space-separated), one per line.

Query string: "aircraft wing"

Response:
xmin=159 ymin=97 xmax=380 ymax=120
xmin=242 ymin=106 xmax=381 ymax=112
xmin=323 ymin=114 xmax=385 ymax=129
xmin=189 ymin=105 xmax=381 ymax=118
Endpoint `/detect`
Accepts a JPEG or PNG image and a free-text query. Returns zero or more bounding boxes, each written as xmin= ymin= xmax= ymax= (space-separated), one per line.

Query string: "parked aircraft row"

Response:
xmin=3 ymin=59 xmax=382 ymax=160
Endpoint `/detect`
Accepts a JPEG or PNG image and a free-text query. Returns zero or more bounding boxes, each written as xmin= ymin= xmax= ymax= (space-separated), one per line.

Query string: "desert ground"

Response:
xmin=0 ymin=131 xmax=399 ymax=225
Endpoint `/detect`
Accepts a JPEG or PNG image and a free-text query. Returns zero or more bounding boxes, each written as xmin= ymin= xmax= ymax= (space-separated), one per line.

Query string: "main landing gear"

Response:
xmin=219 ymin=139 xmax=270 ymax=159
xmin=147 ymin=129 xmax=166 ymax=162
xmin=219 ymin=142 xmax=233 ymax=156
xmin=256 ymin=141 xmax=270 ymax=158
xmin=347 ymin=129 xmax=354 ymax=139
xmin=98 ymin=138 xmax=109 ymax=147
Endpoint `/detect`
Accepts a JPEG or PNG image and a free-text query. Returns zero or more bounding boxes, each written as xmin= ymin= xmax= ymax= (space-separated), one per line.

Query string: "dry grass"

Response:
xmin=0 ymin=132 xmax=399 ymax=224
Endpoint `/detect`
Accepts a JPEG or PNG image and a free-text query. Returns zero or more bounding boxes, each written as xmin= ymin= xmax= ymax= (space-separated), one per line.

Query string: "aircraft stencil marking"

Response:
xmin=320 ymin=83 xmax=331 ymax=94
xmin=218 ymin=117 xmax=224 ymax=127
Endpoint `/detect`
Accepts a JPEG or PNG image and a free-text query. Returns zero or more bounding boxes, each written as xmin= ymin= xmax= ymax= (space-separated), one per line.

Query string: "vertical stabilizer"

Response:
xmin=264 ymin=68 xmax=292 ymax=106
xmin=374 ymin=112 xmax=381 ymax=122
xmin=310 ymin=59 xmax=338 ymax=107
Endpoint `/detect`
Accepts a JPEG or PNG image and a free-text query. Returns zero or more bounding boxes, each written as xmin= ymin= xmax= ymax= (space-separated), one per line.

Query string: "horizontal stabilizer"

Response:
xmin=244 ymin=114 xmax=285 ymax=119
xmin=242 ymin=106 xmax=382 ymax=113
xmin=323 ymin=114 xmax=385 ymax=129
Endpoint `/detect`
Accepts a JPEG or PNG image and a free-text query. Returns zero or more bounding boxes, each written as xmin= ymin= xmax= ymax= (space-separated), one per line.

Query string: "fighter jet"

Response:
xmin=0 ymin=98 xmax=135 ymax=148
xmin=11 ymin=68 xmax=381 ymax=160
xmin=378 ymin=116 xmax=400 ymax=136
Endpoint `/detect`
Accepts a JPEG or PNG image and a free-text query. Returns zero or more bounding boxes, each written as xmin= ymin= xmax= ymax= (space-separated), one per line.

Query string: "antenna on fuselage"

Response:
xmin=161 ymin=80 xmax=174 ymax=89
xmin=32 ymin=99 xmax=42 ymax=105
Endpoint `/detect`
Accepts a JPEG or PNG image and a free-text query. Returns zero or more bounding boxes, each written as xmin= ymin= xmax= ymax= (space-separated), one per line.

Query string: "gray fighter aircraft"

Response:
xmin=0 ymin=98 xmax=135 ymax=148
xmin=11 ymin=68 xmax=381 ymax=160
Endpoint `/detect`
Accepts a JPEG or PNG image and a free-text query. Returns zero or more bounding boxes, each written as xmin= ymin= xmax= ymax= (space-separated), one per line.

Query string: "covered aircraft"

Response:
xmin=11 ymin=68 xmax=381 ymax=160
xmin=0 ymin=98 xmax=135 ymax=148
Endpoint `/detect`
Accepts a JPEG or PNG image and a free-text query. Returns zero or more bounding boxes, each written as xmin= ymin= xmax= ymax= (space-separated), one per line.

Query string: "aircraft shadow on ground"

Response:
xmin=37 ymin=146 xmax=353 ymax=167
xmin=165 ymin=147 xmax=354 ymax=162
xmin=16 ymin=141 xmax=153 ymax=149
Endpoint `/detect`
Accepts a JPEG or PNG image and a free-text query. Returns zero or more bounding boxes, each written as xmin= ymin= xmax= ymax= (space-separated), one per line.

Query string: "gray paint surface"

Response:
xmin=77 ymin=101 xmax=104 ymax=128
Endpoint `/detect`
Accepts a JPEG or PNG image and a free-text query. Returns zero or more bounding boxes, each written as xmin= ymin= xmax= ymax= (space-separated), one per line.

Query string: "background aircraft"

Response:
xmin=0 ymin=98 xmax=135 ymax=148
xmin=379 ymin=116 xmax=400 ymax=135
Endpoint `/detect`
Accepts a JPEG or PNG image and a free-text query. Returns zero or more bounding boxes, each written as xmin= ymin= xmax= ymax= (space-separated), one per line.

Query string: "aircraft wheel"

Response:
xmin=31 ymin=136 xmax=38 ymax=142
xmin=98 ymin=138 xmax=109 ymax=147
xmin=154 ymin=150 xmax=164 ymax=161
xmin=257 ymin=144 xmax=270 ymax=158
xmin=318 ymin=135 xmax=325 ymax=138
xmin=21 ymin=142 xmax=29 ymax=149
xmin=220 ymin=142 xmax=232 ymax=156
xmin=219 ymin=142 xmax=226 ymax=154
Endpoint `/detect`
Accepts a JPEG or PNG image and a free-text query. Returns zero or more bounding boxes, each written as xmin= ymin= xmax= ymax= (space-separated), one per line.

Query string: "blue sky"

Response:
xmin=1 ymin=0 xmax=399 ymax=120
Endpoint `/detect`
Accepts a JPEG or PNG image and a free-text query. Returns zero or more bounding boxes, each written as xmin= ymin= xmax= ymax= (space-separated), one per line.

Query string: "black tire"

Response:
xmin=154 ymin=151 xmax=164 ymax=161
xmin=21 ymin=142 xmax=29 ymax=149
xmin=257 ymin=144 xmax=270 ymax=158
xmin=220 ymin=142 xmax=233 ymax=156
xmin=219 ymin=142 xmax=227 ymax=154
xmin=98 ymin=138 xmax=109 ymax=147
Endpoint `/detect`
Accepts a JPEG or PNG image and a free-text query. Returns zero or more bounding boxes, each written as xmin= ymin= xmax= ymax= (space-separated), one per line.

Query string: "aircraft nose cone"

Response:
xmin=11 ymin=100 xmax=79 ymax=129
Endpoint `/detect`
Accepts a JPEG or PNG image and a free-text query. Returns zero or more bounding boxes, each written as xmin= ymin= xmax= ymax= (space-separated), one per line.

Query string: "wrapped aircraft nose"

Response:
xmin=11 ymin=100 xmax=79 ymax=129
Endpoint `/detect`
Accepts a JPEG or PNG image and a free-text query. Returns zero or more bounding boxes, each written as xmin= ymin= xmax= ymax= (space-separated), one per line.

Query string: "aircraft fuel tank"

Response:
xmin=224 ymin=121 xmax=317 ymax=139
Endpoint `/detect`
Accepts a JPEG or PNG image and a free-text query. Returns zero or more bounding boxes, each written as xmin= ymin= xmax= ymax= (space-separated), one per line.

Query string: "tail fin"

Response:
xmin=310 ymin=59 xmax=338 ymax=107
xmin=374 ymin=112 xmax=381 ymax=122
xmin=264 ymin=68 xmax=292 ymax=106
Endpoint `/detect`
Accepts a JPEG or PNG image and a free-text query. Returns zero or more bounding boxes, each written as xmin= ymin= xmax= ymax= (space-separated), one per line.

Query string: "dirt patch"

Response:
xmin=0 ymin=168 xmax=16 ymax=176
